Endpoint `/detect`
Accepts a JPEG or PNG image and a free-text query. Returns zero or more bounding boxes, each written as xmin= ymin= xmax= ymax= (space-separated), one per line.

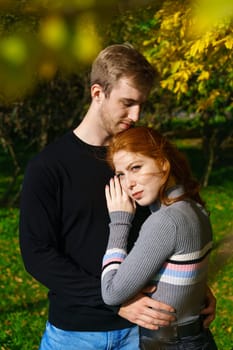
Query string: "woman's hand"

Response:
xmin=105 ymin=176 xmax=136 ymax=214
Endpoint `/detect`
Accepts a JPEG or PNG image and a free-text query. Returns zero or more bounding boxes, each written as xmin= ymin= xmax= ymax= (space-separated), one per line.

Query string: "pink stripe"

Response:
xmin=164 ymin=259 xmax=207 ymax=272
xmin=103 ymin=258 xmax=124 ymax=266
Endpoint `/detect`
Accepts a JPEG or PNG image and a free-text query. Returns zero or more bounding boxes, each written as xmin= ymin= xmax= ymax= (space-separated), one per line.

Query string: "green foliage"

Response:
xmin=105 ymin=0 xmax=233 ymax=114
xmin=0 ymin=73 xmax=90 ymax=206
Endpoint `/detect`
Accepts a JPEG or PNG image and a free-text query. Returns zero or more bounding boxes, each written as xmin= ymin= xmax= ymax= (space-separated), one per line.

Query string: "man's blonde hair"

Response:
xmin=90 ymin=43 xmax=157 ymax=96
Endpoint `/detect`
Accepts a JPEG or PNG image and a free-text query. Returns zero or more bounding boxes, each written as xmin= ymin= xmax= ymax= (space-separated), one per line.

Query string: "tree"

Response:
xmin=143 ymin=0 xmax=233 ymax=186
xmin=105 ymin=0 xmax=233 ymax=186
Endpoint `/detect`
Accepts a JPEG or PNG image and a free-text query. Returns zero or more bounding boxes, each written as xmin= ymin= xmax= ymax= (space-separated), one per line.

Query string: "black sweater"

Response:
xmin=19 ymin=131 xmax=149 ymax=331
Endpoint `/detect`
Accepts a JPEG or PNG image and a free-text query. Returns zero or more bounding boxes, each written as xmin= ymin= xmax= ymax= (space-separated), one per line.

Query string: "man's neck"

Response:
xmin=73 ymin=112 xmax=110 ymax=147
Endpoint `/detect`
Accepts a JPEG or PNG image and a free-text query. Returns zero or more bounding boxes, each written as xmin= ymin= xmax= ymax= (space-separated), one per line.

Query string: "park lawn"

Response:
xmin=202 ymin=186 xmax=233 ymax=350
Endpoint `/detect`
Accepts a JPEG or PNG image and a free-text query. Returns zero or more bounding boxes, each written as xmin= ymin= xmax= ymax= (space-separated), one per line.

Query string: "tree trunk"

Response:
xmin=202 ymin=130 xmax=217 ymax=188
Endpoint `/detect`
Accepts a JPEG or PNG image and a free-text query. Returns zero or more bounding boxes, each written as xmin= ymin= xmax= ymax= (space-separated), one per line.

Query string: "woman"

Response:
xmin=101 ymin=126 xmax=217 ymax=349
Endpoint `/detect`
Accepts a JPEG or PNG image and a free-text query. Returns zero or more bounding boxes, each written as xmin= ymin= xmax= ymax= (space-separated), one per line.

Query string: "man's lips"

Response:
xmin=132 ymin=191 xmax=143 ymax=200
xmin=120 ymin=121 xmax=134 ymax=130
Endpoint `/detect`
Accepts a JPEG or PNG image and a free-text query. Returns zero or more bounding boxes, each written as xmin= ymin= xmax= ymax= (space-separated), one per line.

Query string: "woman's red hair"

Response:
xmin=107 ymin=126 xmax=206 ymax=208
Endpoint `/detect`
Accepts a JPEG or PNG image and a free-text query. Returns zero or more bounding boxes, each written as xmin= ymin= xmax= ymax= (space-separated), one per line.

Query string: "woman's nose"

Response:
xmin=125 ymin=176 xmax=136 ymax=189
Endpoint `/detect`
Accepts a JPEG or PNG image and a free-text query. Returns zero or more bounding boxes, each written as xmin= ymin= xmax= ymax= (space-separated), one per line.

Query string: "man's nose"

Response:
xmin=128 ymin=105 xmax=140 ymax=122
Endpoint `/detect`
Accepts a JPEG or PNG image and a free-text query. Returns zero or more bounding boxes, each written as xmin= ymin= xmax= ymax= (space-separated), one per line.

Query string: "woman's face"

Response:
xmin=113 ymin=150 xmax=167 ymax=206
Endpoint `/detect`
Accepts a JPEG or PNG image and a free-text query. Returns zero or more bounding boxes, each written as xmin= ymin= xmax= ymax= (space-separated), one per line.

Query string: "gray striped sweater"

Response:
xmin=101 ymin=186 xmax=213 ymax=325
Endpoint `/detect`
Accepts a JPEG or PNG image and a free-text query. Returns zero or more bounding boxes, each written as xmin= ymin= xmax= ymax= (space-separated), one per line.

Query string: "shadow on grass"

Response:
xmin=209 ymin=233 xmax=233 ymax=282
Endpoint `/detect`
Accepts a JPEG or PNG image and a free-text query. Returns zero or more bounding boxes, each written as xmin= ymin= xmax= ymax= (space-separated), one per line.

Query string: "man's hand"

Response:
xmin=118 ymin=286 xmax=176 ymax=330
xmin=201 ymin=286 xmax=216 ymax=328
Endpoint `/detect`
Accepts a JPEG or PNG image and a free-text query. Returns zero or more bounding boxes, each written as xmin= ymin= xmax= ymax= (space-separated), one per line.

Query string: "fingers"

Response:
xmin=147 ymin=297 xmax=175 ymax=314
xmin=120 ymin=307 xmax=175 ymax=330
xmin=106 ymin=177 xmax=121 ymax=199
xmin=140 ymin=303 xmax=176 ymax=327
xmin=200 ymin=286 xmax=216 ymax=328
xmin=200 ymin=303 xmax=216 ymax=328
xmin=141 ymin=285 xmax=157 ymax=294
xmin=112 ymin=175 xmax=122 ymax=195
xmin=119 ymin=294 xmax=176 ymax=330
xmin=105 ymin=177 xmax=120 ymax=211
xmin=202 ymin=314 xmax=215 ymax=329
xmin=105 ymin=177 xmax=135 ymax=213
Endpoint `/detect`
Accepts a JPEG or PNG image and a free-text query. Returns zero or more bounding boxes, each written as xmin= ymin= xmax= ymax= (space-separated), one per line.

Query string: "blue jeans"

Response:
xmin=140 ymin=328 xmax=218 ymax=350
xmin=39 ymin=321 xmax=140 ymax=350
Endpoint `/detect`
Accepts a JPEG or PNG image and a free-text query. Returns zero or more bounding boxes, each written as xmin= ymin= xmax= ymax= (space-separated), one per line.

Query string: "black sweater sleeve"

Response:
xmin=19 ymin=159 xmax=99 ymax=299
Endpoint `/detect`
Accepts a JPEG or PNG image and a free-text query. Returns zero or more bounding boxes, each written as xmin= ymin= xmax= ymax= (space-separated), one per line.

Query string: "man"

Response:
xmin=19 ymin=44 xmax=216 ymax=350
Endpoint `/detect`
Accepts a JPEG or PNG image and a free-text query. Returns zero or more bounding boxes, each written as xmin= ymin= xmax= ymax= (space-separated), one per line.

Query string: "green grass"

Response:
xmin=0 ymin=209 xmax=47 ymax=350
xmin=178 ymin=139 xmax=233 ymax=350
xmin=0 ymin=141 xmax=232 ymax=349
xmin=201 ymin=185 xmax=233 ymax=350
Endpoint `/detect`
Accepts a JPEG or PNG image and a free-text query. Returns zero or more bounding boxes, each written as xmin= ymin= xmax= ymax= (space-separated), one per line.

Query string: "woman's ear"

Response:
xmin=161 ymin=159 xmax=170 ymax=172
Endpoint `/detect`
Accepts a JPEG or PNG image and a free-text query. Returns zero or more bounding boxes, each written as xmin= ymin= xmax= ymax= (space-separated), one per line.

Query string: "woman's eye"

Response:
xmin=116 ymin=173 xmax=124 ymax=178
xmin=132 ymin=165 xmax=141 ymax=171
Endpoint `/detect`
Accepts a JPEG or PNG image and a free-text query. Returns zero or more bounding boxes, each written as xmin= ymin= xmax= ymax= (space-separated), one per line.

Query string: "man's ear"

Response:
xmin=91 ymin=84 xmax=105 ymax=102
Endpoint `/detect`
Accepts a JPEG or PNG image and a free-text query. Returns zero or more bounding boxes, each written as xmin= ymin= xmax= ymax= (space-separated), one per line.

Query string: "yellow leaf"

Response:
xmin=225 ymin=36 xmax=233 ymax=49
xmin=171 ymin=61 xmax=182 ymax=73
xmin=174 ymin=81 xmax=188 ymax=94
xmin=190 ymin=40 xmax=204 ymax=56
xmin=161 ymin=78 xmax=174 ymax=90
xmin=197 ymin=70 xmax=210 ymax=81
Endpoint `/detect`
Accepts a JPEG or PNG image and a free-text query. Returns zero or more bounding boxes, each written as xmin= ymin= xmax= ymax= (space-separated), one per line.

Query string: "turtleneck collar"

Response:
xmin=149 ymin=184 xmax=185 ymax=213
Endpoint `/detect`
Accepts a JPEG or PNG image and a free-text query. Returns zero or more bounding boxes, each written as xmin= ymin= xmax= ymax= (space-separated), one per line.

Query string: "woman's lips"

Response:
xmin=132 ymin=191 xmax=143 ymax=200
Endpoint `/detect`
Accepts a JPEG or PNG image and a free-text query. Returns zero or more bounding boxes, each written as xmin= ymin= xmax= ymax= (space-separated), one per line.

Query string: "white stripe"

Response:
xmin=155 ymin=270 xmax=207 ymax=285
xmin=105 ymin=248 xmax=126 ymax=255
xmin=169 ymin=241 xmax=212 ymax=262
xmin=102 ymin=263 xmax=120 ymax=280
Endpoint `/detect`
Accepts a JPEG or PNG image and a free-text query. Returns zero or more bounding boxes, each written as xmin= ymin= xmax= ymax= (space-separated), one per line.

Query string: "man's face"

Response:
xmin=99 ymin=77 xmax=149 ymax=137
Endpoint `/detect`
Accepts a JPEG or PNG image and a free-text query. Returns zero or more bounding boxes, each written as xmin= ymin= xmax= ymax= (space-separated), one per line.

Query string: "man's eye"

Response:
xmin=123 ymin=102 xmax=133 ymax=107
xmin=122 ymin=100 xmax=135 ymax=107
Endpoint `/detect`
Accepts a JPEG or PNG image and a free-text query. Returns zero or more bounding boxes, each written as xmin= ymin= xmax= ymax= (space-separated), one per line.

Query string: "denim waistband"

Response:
xmin=141 ymin=317 xmax=203 ymax=343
